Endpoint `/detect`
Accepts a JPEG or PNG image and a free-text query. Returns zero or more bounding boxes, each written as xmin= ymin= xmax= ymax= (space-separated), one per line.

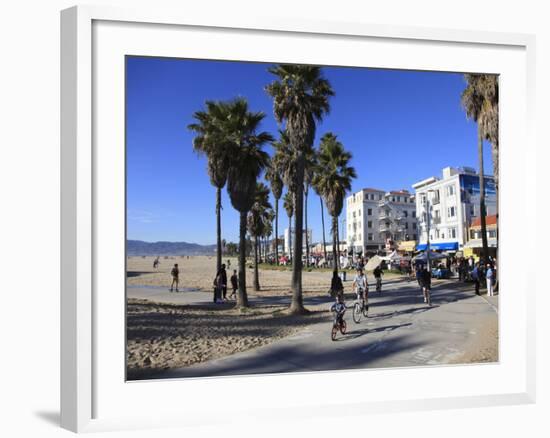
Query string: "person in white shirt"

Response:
xmin=352 ymin=268 xmax=368 ymax=305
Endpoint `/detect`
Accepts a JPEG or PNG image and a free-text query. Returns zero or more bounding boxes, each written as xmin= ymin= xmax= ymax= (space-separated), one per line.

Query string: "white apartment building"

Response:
xmin=346 ymin=188 xmax=417 ymax=254
xmin=412 ymin=166 xmax=497 ymax=252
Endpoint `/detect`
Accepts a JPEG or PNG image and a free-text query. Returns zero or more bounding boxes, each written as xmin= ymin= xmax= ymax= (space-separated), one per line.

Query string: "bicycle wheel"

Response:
xmin=331 ymin=324 xmax=338 ymax=341
xmin=340 ymin=319 xmax=347 ymax=334
xmin=353 ymin=303 xmax=362 ymax=323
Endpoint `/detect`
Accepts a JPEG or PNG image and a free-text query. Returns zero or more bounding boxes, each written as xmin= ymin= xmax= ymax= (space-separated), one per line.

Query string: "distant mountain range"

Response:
xmin=127 ymin=240 xmax=216 ymax=256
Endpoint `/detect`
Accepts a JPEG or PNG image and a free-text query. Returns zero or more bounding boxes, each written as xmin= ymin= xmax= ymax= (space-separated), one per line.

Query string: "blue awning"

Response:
xmin=416 ymin=242 xmax=458 ymax=251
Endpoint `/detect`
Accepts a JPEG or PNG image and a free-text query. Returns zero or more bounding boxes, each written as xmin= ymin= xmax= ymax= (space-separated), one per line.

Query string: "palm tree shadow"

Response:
xmin=335 ymin=322 xmax=412 ymax=341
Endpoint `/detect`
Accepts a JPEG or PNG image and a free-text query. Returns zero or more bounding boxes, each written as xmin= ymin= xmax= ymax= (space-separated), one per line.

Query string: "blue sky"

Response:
xmin=126 ymin=56 xmax=493 ymax=244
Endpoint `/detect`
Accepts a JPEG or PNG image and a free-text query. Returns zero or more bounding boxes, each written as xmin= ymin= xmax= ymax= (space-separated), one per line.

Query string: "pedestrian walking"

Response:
xmin=213 ymin=263 xmax=228 ymax=303
xmin=486 ymin=263 xmax=495 ymax=296
xmin=472 ymin=263 xmax=480 ymax=295
xmin=169 ymin=263 xmax=179 ymax=292
xmin=229 ymin=269 xmax=238 ymax=299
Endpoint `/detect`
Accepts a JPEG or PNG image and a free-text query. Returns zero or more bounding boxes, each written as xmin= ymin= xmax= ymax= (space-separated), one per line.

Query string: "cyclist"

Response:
xmin=373 ymin=264 xmax=384 ymax=293
xmin=419 ymin=265 xmax=432 ymax=306
xmin=330 ymin=292 xmax=347 ymax=325
xmin=352 ymin=268 xmax=369 ymax=311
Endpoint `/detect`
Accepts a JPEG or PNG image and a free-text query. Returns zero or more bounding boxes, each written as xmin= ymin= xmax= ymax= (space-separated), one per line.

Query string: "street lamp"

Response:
xmin=425 ymin=189 xmax=435 ymax=273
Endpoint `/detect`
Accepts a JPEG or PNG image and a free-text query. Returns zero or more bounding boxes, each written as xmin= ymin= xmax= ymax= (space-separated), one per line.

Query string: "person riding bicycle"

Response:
xmin=330 ymin=292 xmax=347 ymax=326
xmin=373 ymin=265 xmax=383 ymax=291
xmin=419 ymin=265 xmax=432 ymax=305
xmin=352 ymin=268 xmax=369 ymax=308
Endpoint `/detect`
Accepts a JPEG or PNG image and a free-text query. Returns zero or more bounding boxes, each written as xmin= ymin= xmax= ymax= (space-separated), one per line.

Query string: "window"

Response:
xmin=368 ymin=233 xmax=373 ymax=241
xmin=368 ymin=221 xmax=372 ymax=228
xmin=413 ymin=223 xmax=417 ymax=230
xmin=353 ymin=211 xmax=356 ymax=218
xmin=421 ymin=193 xmax=426 ymax=204
xmin=412 ymin=211 xmax=416 ymax=218
xmin=368 ymin=208 xmax=372 ymax=215
xmin=405 ymin=223 xmax=409 ymax=229
xmin=434 ymin=210 xmax=441 ymax=219
xmin=447 ymin=185 xmax=455 ymax=196
xmin=435 ymin=229 xmax=440 ymax=238
xmin=449 ymin=227 xmax=457 ymax=239
xmin=448 ymin=206 xmax=456 ymax=218
xmin=433 ymin=189 xmax=441 ymax=204
xmin=413 ymin=234 xmax=417 ymax=240
xmin=470 ymin=229 xmax=476 ymax=239
xmin=489 ymin=230 xmax=497 ymax=238
xmin=470 ymin=206 xmax=475 ymax=216
xmin=404 ymin=210 xmax=408 ymax=218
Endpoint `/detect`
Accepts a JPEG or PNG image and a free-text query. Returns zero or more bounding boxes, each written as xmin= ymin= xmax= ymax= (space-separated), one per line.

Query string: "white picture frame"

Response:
xmin=61 ymin=4 xmax=537 ymax=433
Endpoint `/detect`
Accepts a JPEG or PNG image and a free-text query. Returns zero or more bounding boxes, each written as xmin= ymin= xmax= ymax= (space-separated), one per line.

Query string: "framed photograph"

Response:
xmin=61 ymin=5 xmax=536 ymax=433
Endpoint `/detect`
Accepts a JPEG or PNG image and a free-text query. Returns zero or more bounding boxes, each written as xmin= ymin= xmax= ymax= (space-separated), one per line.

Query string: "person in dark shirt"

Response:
xmin=229 ymin=269 xmax=238 ymax=300
xmin=170 ymin=264 xmax=179 ymax=292
xmin=419 ymin=265 xmax=432 ymax=305
xmin=214 ymin=264 xmax=228 ymax=302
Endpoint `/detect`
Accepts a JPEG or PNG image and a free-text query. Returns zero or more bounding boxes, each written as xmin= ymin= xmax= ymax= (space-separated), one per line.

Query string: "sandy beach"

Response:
xmin=126 ymin=255 xmax=357 ymax=378
xmin=127 ymin=255 xmax=401 ymax=294
xmin=126 ymin=256 xmax=498 ymax=379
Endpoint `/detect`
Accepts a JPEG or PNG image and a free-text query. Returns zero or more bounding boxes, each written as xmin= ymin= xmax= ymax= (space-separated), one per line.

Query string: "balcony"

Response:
xmin=379 ymin=223 xmax=392 ymax=233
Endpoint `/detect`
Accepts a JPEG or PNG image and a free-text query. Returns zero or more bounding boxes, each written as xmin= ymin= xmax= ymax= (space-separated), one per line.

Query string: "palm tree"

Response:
xmin=313 ymin=133 xmax=356 ymax=288
xmin=461 ymin=74 xmax=498 ymax=264
xmin=266 ymin=65 xmax=334 ymax=314
xmin=303 ymin=148 xmax=317 ymax=268
xmin=265 ymin=160 xmax=283 ymax=265
xmin=247 ymin=182 xmax=273 ymax=291
xmin=283 ymin=190 xmax=294 ymax=262
xmin=223 ymin=98 xmax=273 ymax=308
xmin=313 ymin=184 xmax=328 ymax=264
xmin=188 ymin=101 xmax=231 ymax=274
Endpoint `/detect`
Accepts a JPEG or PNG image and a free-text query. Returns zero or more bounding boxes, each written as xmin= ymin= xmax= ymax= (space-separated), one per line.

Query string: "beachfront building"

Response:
xmin=283 ymin=228 xmax=313 ymax=256
xmin=412 ymin=166 xmax=497 ymax=253
xmin=345 ymin=188 xmax=417 ymax=255
xmin=464 ymin=214 xmax=498 ymax=259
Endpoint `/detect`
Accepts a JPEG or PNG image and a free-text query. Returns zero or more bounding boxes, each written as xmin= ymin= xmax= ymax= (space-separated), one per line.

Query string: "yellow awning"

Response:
xmin=398 ymin=240 xmax=416 ymax=252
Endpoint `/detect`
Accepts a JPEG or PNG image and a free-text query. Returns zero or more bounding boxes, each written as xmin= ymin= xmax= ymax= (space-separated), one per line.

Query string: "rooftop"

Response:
xmin=470 ymin=215 xmax=498 ymax=228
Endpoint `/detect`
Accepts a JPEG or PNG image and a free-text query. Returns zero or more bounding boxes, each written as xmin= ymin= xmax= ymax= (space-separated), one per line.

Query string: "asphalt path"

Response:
xmin=128 ymin=278 xmax=498 ymax=379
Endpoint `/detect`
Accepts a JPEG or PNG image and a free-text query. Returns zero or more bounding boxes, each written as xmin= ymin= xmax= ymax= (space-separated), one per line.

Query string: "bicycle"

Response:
xmin=375 ymin=277 xmax=382 ymax=294
xmin=352 ymin=289 xmax=369 ymax=323
xmin=331 ymin=310 xmax=347 ymax=341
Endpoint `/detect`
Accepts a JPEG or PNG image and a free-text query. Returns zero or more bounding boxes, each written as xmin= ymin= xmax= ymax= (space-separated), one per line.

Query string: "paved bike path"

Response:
xmin=138 ymin=280 xmax=498 ymax=379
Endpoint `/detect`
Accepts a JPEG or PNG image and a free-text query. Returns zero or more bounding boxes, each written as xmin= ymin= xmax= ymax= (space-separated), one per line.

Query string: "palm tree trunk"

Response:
xmin=288 ymin=214 xmax=292 ymax=261
xmin=478 ymin=127 xmax=489 ymax=264
xmin=216 ymin=187 xmax=222 ymax=274
xmin=332 ymin=215 xmax=338 ymax=276
xmin=253 ymin=237 xmax=260 ymax=291
xmin=275 ymin=199 xmax=279 ymax=265
xmin=305 ymin=188 xmax=309 ymax=267
xmin=290 ymin=161 xmax=306 ymax=314
xmin=320 ymin=196 xmax=327 ymax=262
xmin=237 ymin=211 xmax=249 ymax=307
xmin=336 ymin=220 xmax=340 ymax=270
